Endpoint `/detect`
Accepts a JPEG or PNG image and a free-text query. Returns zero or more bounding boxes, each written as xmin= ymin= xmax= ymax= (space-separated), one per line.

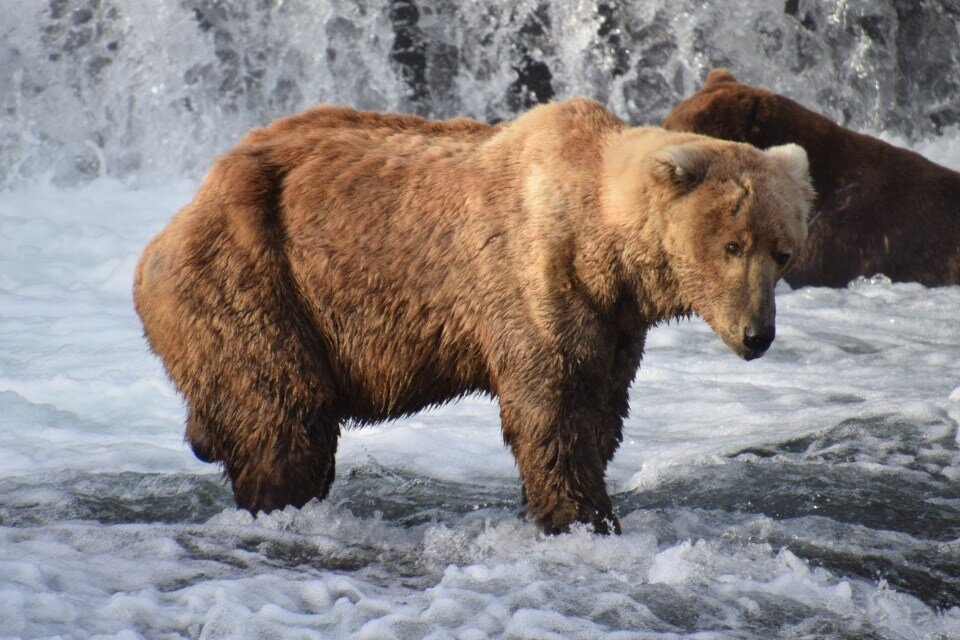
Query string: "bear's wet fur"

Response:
xmin=135 ymin=100 xmax=812 ymax=533
xmin=663 ymin=69 xmax=960 ymax=288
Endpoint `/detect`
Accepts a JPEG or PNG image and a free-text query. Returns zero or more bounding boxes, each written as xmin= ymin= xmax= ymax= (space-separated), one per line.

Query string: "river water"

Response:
xmin=1 ymin=1 xmax=959 ymax=638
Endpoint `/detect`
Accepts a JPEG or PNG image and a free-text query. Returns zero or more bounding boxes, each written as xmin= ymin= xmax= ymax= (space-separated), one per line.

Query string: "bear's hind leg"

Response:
xmin=138 ymin=156 xmax=344 ymax=515
xmin=226 ymin=406 xmax=340 ymax=515
xmin=182 ymin=343 xmax=341 ymax=515
xmin=177 ymin=348 xmax=341 ymax=514
xmin=186 ymin=408 xmax=218 ymax=463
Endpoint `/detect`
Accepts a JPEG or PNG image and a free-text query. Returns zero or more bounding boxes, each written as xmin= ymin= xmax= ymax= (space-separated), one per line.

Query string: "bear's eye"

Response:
xmin=724 ymin=242 xmax=742 ymax=257
xmin=774 ymin=252 xmax=791 ymax=267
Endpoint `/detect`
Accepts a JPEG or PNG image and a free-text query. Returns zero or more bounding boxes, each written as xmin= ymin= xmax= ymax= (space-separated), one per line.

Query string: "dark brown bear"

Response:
xmin=663 ymin=69 xmax=960 ymax=288
xmin=134 ymin=100 xmax=812 ymax=534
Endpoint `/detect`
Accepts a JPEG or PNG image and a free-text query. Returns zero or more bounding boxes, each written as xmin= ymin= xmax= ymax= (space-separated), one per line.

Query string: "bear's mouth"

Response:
xmin=716 ymin=331 xmax=771 ymax=361
xmin=708 ymin=325 xmax=757 ymax=361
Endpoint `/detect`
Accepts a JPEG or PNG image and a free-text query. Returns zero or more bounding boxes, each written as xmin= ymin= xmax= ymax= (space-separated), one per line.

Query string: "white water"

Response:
xmin=1 ymin=133 xmax=959 ymax=637
xmin=3 ymin=0 xmax=960 ymax=637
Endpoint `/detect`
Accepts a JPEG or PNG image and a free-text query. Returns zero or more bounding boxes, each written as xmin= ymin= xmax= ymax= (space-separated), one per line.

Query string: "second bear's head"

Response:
xmin=603 ymin=130 xmax=814 ymax=360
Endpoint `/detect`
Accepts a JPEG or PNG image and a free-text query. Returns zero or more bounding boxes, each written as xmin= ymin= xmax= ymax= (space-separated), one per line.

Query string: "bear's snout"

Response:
xmin=742 ymin=324 xmax=775 ymax=359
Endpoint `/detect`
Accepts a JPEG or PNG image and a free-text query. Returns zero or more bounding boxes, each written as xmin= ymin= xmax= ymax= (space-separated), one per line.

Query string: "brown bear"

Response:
xmin=663 ymin=69 xmax=960 ymax=288
xmin=134 ymin=99 xmax=812 ymax=534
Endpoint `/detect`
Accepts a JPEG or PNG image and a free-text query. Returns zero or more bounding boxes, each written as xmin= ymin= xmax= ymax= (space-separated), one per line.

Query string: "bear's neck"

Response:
xmin=597 ymin=228 xmax=690 ymax=327
xmin=477 ymin=113 xmax=691 ymax=332
xmin=596 ymin=131 xmax=691 ymax=327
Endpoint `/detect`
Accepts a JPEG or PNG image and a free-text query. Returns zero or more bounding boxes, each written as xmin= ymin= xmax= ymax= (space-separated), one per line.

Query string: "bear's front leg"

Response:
xmin=499 ymin=393 xmax=620 ymax=535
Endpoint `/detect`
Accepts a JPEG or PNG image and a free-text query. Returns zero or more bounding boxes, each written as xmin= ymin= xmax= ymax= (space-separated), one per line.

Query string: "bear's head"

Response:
xmin=661 ymin=69 xmax=827 ymax=153
xmin=605 ymin=132 xmax=814 ymax=360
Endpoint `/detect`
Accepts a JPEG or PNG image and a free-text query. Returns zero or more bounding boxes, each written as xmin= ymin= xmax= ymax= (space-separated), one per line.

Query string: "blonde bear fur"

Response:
xmin=134 ymin=99 xmax=813 ymax=533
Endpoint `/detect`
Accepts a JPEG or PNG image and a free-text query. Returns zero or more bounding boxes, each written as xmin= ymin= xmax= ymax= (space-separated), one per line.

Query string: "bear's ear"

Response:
xmin=706 ymin=68 xmax=738 ymax=86
xmin=765 ymin=143 xmax=812 ymax=190
xmin=766 ymin=143 xmax=815 ymax=222
xmin=652 ymin=145 xmax=713 ymax=191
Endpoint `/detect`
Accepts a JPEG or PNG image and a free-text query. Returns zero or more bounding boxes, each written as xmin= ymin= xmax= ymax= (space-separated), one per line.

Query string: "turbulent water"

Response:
xmin=2 ymin=1 xmax=960 ymax=638
xmin=3 ymin=180 xmax=960 ymax=638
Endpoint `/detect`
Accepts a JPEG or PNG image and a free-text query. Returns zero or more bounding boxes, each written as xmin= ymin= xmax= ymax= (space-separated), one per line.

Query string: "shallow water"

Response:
xmin=1 ymin=175 xmax=960 ymax=638
xmin=3 ymin=1 xmax=960 ymax=635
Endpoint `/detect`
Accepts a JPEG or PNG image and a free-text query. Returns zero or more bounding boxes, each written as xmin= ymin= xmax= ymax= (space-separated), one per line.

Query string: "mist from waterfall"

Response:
xmin=2 ymin=0 xmax=958 ymax=188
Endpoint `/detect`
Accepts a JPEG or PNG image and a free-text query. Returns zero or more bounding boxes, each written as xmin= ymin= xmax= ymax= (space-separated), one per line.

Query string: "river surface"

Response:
xmin=1 ymin=1 xmax=959 ymax=637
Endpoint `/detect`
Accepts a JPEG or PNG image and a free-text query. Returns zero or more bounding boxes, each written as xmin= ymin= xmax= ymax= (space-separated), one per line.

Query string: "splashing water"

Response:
xmin=2 ymin=1 xmax=960 ymax=638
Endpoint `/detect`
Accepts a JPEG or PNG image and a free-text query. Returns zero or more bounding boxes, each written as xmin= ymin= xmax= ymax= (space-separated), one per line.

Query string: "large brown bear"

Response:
xmin=134 ymin=99 xmax=812 ymax=533
xmin=663 ymin=69 xmax=960 ymax=288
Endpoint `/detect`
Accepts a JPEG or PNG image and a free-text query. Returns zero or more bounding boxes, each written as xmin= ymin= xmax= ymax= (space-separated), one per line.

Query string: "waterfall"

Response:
xmin=1 ymin=0 xmax=957 ymax=187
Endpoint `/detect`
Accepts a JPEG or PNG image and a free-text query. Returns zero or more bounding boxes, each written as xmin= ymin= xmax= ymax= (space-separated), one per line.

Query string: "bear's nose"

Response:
xmin=743 ymin=324 xmax=775 ymax=354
